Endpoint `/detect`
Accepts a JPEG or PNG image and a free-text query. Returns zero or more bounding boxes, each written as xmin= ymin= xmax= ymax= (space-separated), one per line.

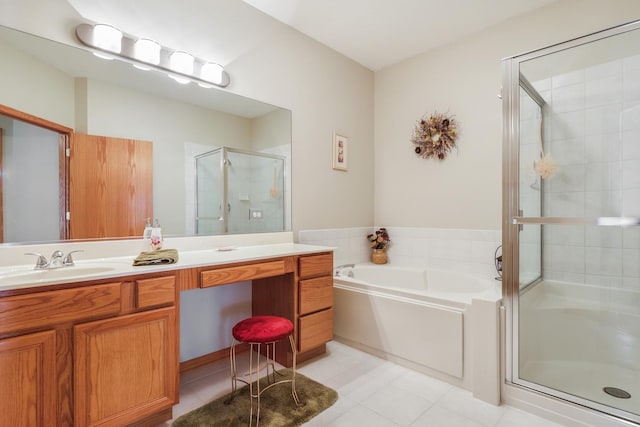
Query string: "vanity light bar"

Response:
xmin=75 ymin=23 xmax=230 ymax=88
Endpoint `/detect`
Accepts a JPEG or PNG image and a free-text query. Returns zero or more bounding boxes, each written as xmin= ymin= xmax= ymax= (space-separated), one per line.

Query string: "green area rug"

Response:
xmin=172 ymin=369 xmax=338 ymax=426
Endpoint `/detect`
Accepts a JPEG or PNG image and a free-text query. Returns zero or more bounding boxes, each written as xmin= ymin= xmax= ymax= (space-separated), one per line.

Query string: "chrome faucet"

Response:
xmin=25 ymin=252 xmax=49 ymax=270
xmin=25 ymin=250 xmax=84 ymax=270
xmin=63 ymin=250 xmax=83 ymax=266
xmin=49 ymin=250 xmax=64 ymax=268
xmin=334 ymin=263 xmax=355 ymax=277
xmin=494 ymin=245 xmax=503 ymax=281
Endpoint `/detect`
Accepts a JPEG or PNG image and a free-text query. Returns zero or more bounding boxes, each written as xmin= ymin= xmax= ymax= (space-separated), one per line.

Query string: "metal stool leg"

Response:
xmin=289 ymin=334 xmax=300 ymax=404
xmin=229 ymin=332 xmax=300 ymax=426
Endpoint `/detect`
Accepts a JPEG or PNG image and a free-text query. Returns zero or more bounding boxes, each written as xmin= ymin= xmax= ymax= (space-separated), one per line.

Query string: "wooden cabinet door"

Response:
xmin=0 ymin=330 xmax=56 ymax=427
xmin=69 ymin=134 xmax=152 ymax=239
xmin=74 ymin=307 xmax=177 ymax=427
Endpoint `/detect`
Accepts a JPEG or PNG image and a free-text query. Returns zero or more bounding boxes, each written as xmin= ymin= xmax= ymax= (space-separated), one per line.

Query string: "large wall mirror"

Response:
xmin=0 ymin=24 xmax=291 ymax=245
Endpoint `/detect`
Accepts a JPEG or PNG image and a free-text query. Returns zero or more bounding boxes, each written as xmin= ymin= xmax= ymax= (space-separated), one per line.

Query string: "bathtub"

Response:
xmin=333 ymin=263 xmax=502 ymax=402
xmin=335 ymin=264 xmax=499 ymax=305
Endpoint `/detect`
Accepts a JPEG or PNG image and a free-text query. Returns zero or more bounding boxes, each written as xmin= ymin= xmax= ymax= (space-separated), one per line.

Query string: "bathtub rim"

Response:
xmin=333 ymin=264 xmax=502 ymax=306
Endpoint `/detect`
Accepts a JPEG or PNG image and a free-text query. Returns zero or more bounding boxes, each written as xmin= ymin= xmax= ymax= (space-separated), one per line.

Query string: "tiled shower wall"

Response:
xmin=531 ymin=54 xmax=640 ymax=289
xmin=298 ymin=227 xmax=502 ymax=280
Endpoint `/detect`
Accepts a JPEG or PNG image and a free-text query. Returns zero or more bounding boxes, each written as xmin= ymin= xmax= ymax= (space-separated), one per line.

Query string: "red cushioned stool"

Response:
xmin=229 ymin=315 xmax=299 ymax=426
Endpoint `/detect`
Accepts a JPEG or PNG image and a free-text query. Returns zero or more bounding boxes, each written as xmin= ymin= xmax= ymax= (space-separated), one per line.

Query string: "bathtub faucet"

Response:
xmin=334 ymin=264 xmax=355 ymax=277
xmin=494 ymin=245 xmax=502 ymax=281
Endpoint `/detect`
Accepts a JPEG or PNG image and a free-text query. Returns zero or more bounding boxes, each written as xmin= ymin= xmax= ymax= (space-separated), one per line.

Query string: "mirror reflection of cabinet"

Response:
xmin=70 ymin=134 xmax=152 ymax=239
xmin=0 ymin=104 xmax=153 ymax=241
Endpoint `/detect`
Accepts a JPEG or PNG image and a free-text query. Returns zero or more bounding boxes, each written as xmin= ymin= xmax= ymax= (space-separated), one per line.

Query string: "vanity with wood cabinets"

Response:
xmin=0 ymin=245 xmax=333 ymax=427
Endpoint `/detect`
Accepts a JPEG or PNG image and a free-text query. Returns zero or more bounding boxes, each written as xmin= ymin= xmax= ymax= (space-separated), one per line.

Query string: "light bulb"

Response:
xmin=200 ymin=62 xmax=224 ymax=85
xmin=133 ymin=38 xmax=161 ymax=66
xmin=92 ymin=24 xmax=122 ymax=53
xmin=169 ymin=51 xmax=194 ymax=75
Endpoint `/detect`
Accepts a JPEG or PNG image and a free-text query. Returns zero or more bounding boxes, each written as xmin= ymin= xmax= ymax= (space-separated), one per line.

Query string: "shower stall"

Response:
xmin=194 ymin=147 xmax=285 ymax=235
xmin=502 ymin=21 xmax=640 ymax=425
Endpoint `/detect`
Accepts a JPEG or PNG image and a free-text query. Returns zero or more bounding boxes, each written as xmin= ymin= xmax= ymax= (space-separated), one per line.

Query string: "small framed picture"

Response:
xmin=332 ymin=132 xmax=348 ymax=171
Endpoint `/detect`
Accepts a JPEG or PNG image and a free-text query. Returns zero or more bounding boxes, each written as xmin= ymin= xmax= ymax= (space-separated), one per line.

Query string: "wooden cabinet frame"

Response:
xmin=0 ymin=249 xmax=332 ymax=426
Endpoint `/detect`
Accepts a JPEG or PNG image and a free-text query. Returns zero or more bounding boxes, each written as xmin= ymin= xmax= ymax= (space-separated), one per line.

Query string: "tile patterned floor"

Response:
xmin=158 ymin=341 xmax=564 ymax=426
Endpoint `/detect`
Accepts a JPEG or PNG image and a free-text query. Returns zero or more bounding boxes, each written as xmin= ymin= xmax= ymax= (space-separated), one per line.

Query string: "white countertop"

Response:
xmin=0 ymin=243 xmax=333 ymax=292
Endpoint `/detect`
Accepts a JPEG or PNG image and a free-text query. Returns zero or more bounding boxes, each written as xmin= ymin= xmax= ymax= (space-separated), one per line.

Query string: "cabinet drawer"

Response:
xmin=136 ymin=276 xmax=176 ymax=309
xmin=298 ymin=308 xmax=333 ymax=353
xmin=298 ymin=253 xmax=333 ymax=279
xmin=299 ymin=276 xmax=333 ymax=315
xmin=0 ymin=282 xmax=122 ymax=336
xmin=201 ymin=260 xmax=287 ymax=288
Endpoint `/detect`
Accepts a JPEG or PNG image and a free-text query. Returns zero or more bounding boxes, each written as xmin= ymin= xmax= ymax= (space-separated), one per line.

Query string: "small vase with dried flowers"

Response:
xmin=367 ymin=228 xmax=391 ymax=264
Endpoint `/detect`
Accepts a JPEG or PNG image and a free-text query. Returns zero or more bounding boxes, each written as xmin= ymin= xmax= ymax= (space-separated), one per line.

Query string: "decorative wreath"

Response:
xmin=411 ymin=111 xmax=459 ymax=160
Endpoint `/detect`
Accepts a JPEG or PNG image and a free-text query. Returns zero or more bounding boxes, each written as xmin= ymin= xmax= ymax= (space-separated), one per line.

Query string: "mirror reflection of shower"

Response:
xmin=194 ymin=147 xmax=285 ymax=235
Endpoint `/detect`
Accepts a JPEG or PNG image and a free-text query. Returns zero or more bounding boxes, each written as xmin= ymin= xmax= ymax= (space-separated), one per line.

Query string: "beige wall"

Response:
xmin=227 ymin=29 xmax=375 ymax=232
xmin=374 ymin=0 xmax=640 ymax=230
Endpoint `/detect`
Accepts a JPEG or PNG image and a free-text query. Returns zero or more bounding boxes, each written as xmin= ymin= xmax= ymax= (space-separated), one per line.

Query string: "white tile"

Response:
xmin=544 ymin=224 xmax=584 ymax=246
xmin=391 ymin=369 xmax=453 ymax=403
xmin=584 ymin=161 xmax=622 ymax=192
xmin=361 ymin=384 xmax=433 ymax=426
xmin=471 ymin=241 xmax=502 ymax=266
xmin=622 ymin=130 xmax=640 ymax=160
xmin=585 ymin=226 xmax=622 ymax=248
xmin=585 ymin=274 xmax=623 ymax=287
xmin=410 ymin=404 xmax=485 ymax=427
xmin=328 ymin=403 xmax=401 ymax=427
xmin=545 ymin=191 xmax=585 ymax=217
xmin=623 ymin=249 xmax=640 ymax=277
xmin=622 ymin=188 xmax=640 ymax=216
xmin=551 ymin=69 xmax=584 ymax=88
xmin=550 ymin=110 xmax=585 ymax=141
xmin=338 ymin=361 xmax=407 ymax=403
xmin=623 ymin=227 xmax=640 ymax=249
xmin=585 ymin=104 xmax=622 ymax=136
xmin=586 ymin=59 xmax=622 ymax=82
xmin=586 ymin=76 xmax=622 ymax=109
xmin=549 ymin=164 xmax=585 ymax=193
xmin=585 ymin=247 xmax=623 ymax=276
xmin=552 ymin=83 xmax=584 ymax=113
xmin=496 ymin=407 xmax=565 ymax=427
xmin=166 ymin=386 xmax=206 ymax=423
xmin=584 ymin=191 xmax=622 ymax=217
xmin=304 ymin=395 xmax=358 ymax=426
xmin=533 ymin=78 xmax=551 ymax=92
xmin=622 ymin=159 xmax=640 ymax=189
xmin=623 ymin=276 xmax=640 ymax=290
xmin=585 ymin=133 xmax=622 ymax=164
xmin=545 ymin=270 xmax=585 ymax=283
xmin=546 ymin=244 xmax=585 ymax=274
xmin=549 ymin=137 xmax=585 ymax=166
xmin=622 ymin=102 xmax=640 ymax=131
xmin=436 ymin=387 xmax=507 ymax=427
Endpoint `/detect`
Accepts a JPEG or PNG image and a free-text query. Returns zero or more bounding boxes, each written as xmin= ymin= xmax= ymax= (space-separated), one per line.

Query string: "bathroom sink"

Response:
xmin=0 ymin=265 xmax=119 ymax=287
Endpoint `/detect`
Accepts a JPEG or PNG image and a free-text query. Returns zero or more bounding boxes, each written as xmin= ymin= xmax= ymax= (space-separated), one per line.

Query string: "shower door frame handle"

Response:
xmin=512 ymin=216 xmax=640 ymax=226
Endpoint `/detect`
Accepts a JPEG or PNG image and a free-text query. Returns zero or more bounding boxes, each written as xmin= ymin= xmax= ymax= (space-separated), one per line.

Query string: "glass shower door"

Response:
xmin=226 ymin=149 xmax=285 ymax=234
xmin=503 ymin=21 xmax=640 ymax=424
xmin=195 ymin=149 xmax=224 ymax=235
xmin=195 ymin=147 xmax=285 ymax=235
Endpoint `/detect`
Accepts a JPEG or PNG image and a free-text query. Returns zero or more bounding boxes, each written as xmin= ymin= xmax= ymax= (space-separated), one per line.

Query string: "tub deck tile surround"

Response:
xmin=298 ymin=226 xmax=502 ymax=278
